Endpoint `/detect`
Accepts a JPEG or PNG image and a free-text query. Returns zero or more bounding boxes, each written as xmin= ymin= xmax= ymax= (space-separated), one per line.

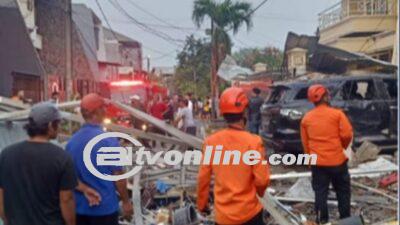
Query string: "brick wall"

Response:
xmin=36 ymin=0 xmax=95 ymax=99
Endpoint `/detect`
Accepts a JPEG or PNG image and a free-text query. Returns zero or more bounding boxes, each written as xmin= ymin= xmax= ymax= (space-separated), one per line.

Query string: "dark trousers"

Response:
xmin=77 ymin=212 xmax=119 ymax=225
xmin=248 ymin=121 xmax=260 ymax=134
xmin=311 ymin=162 xmax=351 ymax=223
xmin=216 ymin=210 xmax=265 ymax=225
xmin=185 ymin=126 xmax=197 ymax=136
xmin=243 ymin=210 xmax=265 ymax=225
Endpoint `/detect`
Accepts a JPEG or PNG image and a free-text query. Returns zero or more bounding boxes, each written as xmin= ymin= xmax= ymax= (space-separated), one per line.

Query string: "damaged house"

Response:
xmin=264 ymin=32 xmax=398 ymax=154
xmin=283 ymin=32 xmax=397 ymax=77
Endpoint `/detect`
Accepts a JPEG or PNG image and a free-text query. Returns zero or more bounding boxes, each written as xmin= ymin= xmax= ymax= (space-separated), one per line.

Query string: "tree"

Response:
xmin=192 ymin=0 xmax=253 ymax=117
xmin=192 ymin=0 xmax=253 ymax=54
xmin=174 ymin=35 xmax=211 ymax=98
xmin=233 ymin=47 xmax=284 ymax=71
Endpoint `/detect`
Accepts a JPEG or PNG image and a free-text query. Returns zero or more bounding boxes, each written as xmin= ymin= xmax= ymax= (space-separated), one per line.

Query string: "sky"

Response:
xmin=73 ymin=0 xmax=339 ymax=68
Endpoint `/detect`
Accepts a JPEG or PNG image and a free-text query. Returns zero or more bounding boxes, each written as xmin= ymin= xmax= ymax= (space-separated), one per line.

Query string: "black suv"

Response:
xmin=260 ymin=74 xmax=397 ymax=154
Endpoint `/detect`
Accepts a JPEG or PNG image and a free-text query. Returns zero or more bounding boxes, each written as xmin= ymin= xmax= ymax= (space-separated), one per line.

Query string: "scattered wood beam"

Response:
xmin=351 ymin=180 xmax=398 ymax=202
xmin=270 ymin=168 xmax=398 ymax=180
xmin=111 ymin=101 xmax=203 ymax=149
xmin=259 ymin=192 xmax=299 ymax=225
xmin=132 ymin=171 xmax=144 ymax=225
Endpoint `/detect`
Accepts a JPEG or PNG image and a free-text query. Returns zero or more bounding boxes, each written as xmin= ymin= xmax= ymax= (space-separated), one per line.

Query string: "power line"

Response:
xmin=94 ymin=0 xmax=120 ymax=42
xmin=70 ymin=8 xmax=170 ymax=57
xmin=255 ymin=15 xmax=314 ymax=23
xmin=233 ymin=37 xmax=252 ymax=48
xmin=79 ymin=0 xmax=174 ymax=58
xmin=248 ymin=0 xmax=270 ymax=16
xmin=358 ymin=18 xmax=386 ymax=52
xmin=109 ymin=0 xmax=185 ymax=47
xmin=40 ymin=0 xmax=175 ymax=61
xmin=149 ymin=50 xmax=177 ymax=60
xmin=110 ymin=18 xmax=206 ymax=32
xmin=124 ymin=0 xmax=189 ymax=34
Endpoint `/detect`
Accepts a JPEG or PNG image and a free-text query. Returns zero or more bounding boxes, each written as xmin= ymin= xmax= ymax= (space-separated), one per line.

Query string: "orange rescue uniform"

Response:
xmin=197 ymin=128 xmax=270 ymax=225
xmin=300 ymin=104 xmax=353 ymax=166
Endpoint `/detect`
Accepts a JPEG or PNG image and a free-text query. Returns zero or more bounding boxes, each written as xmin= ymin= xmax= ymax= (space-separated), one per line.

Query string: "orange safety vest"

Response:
xmin=300 ymin=104 xmax=353 ymax=166
xmin=197 ymin=128 xmax=270 ymax=224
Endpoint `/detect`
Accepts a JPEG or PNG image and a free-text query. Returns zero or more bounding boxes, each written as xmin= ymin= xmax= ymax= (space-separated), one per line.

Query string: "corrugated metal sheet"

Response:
xmin=0 ymin=121 xmax=27 ymax=151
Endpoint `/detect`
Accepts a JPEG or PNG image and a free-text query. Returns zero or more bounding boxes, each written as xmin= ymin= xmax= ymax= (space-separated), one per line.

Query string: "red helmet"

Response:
xmin=308 ymin=84 xmax=328 ymax=103
xmin=219 ymin=87 xmax=249 ymax=115
xmin=80 ymin=93 xmax=107 ymax=112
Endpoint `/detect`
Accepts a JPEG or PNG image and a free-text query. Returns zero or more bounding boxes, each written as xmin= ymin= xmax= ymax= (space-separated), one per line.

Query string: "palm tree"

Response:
xmin=193 ymin=0 xmax=253 ymax=54
xmin=192 ymin=0 xmax=253 ymax=117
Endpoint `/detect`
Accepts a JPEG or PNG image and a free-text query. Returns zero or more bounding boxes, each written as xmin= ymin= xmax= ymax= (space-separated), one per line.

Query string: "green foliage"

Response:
xmin=192 ymin=0 xmax=253 ymax=54
xmin=174 ymin=35 xmax=211 ymax=97
xmin=233 ymin=47 xmax=284 ymax=70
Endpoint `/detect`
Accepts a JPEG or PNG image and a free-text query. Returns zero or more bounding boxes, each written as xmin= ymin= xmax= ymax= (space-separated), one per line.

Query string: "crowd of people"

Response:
xmin=0 ymin=91 xmax=215 ymax=225
xmin=130 ymin=92 xmax=214 ymax=137
xmin=131 ymin=88 xmax=266 ymax=136
xmin=0 ymin=84 xmax=354 ymax=225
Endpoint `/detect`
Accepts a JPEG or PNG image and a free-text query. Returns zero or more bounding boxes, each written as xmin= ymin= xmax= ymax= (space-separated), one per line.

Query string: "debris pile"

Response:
xmin=0 ymin=97 xmax=398 ymax=225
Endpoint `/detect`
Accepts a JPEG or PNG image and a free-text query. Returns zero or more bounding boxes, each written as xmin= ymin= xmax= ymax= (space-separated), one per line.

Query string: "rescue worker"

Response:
xmin=66 ymin=93 xmax=133 ymax=225
xmin=197 ymin=87 xmax=270 ymax=225
xmin=247 ymin=87 xmax=263 ymax=134
xmin=300 ymin=84 xmax=353 ymax=224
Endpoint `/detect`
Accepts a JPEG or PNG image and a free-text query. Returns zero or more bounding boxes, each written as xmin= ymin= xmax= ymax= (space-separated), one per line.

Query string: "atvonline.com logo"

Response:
xmin=83 ymin=132 xmax=317 ymax=181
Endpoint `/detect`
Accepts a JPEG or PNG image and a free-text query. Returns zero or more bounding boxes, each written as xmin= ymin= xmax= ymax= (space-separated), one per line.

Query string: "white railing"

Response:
xmin=319 ymin=0 xmax=396 ymax=29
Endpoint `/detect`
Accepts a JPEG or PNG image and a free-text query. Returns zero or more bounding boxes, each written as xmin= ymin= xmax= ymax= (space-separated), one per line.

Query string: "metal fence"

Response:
xmin=319 ymin=0 xmax=396 ymax=29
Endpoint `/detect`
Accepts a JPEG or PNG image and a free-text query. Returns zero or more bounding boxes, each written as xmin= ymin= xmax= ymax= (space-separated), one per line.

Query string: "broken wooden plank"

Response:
xmin=105 ymin=123 xmax=184 ymax=146
xmin=259 ymin=192 xmax=300 ymax=225
xmin=275 ymin=196 xmax=357 ymax=206
xmin=59 ymin=111 xmax=186 ymax=147
xmin=0 ymin=96 xmax=29 ymax=110
xmin=270 ymin=168 xmax=397 ymax=180
xmin=351 ymin=180 xmax=398 ymax=202
xmin=132 ymin=171 xmax=144 ymax=225
xmin=0 ymin=101 xmax=80 ymax=121
xmin=112 ymin=101 xmax=203 ymax=149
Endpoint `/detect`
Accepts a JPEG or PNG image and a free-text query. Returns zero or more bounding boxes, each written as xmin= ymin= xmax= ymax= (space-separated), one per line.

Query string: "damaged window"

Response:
xmin=294 ymin=85 xmax=337 ymax=100
xmin=294 ymin=87 xmax=308 ymax=100
xmin=267 ymin=86 xmax=288 ymax=104
xmin=383 ymin=79 xmax=397 ymax=99
xmin=341 ymin=80 xmax=375 ymax=100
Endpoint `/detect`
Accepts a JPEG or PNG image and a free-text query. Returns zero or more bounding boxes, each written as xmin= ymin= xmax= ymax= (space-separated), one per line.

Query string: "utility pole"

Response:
xmin=65 ymin=0 xmax=73 ymax=101
xmin=210 ymin=19 xmax=218 ymax=119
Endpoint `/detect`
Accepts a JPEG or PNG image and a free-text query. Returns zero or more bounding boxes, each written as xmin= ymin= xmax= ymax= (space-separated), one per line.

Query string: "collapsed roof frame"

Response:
xmin=0 ymin=97 xmax=397 ymax=224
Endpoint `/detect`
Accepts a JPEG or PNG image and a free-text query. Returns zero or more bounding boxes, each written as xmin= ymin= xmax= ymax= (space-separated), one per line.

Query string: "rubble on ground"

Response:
xmin=0 ymin=97 xmax=398 ymax=225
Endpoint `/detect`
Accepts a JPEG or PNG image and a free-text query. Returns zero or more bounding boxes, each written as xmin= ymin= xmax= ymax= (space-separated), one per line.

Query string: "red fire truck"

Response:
xmin=101 ymin=79 xmax=168 ymax=128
